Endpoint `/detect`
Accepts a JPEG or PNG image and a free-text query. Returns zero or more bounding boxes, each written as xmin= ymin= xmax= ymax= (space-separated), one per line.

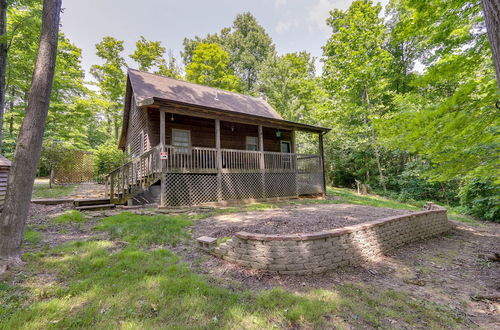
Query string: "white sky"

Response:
xmin=60 ymin=0 xmax=389 ymax=78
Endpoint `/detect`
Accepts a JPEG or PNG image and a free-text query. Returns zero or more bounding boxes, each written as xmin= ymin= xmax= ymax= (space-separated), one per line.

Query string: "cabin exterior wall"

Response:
xmin=144 ymin=108 xmax=292 ymax=152
xmin=125 ymin=98 xmax=151 ymax=158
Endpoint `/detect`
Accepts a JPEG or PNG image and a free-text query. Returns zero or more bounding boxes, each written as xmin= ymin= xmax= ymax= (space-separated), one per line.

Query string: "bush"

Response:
xmin=458 ymin=177 xmax=499 ymax=222
xmin=93 ymin=142 xmax=127 ymax=177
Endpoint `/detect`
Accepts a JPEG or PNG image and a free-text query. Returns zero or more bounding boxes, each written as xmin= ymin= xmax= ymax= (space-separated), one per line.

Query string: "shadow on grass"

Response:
xmin=2 ymin=206 xmax=470 ymax=329
xmin=2 ymin=239 xmax=468 ymax=329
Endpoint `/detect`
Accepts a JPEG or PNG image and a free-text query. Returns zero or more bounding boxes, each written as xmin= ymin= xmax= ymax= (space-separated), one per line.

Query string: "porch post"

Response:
xmin=160 ymin=111 xmax=166 ymax=206
xmin=215 ymin=119 xmax=222 ymax=201
xmin=291 ymin=130 xmax=298 ymax=197
xmin=258 ymin=125 xmax=266 ymax=198
xmin=318 ymin=132 xmax=327 ymax=197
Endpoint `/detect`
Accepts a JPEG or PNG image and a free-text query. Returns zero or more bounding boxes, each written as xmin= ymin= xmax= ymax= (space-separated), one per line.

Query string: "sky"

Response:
xmin=61 ymin=0 xmax=389 ymax=78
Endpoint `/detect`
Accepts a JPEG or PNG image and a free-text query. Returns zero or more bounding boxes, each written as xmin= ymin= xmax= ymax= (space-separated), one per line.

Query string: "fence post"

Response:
xmin=105 ymin=175 xmax=109 ymax=199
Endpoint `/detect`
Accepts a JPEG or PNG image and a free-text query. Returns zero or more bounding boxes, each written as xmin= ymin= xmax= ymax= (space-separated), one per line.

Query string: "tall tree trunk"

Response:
xmin=0 ymin=0 xmax=61 ymax=273
xmin=481 ymin=0 xmax=500 ymax=90
xmin=0 ymin=0 xmax=8 ymax=152
xmin=362 ymin=88 xmax=387 ymax=192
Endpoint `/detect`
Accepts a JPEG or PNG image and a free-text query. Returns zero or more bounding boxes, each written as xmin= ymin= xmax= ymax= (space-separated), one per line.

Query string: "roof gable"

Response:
xmin=128 ymin=69 xmax=283 ymax=120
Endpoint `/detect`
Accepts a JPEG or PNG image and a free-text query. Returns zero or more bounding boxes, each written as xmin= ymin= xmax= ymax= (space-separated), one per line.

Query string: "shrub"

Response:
xmin=93 ymin=142 xmax=127 ymax=177
xmin=458 ymin=177 xmax=499 ymax=222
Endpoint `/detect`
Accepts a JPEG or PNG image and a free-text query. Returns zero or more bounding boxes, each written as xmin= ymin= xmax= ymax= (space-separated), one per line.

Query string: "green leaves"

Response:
xmin=182 ymin=12 xmax=275 ymax=94
xmin=185 ymin=43 xmax=240 ymax=91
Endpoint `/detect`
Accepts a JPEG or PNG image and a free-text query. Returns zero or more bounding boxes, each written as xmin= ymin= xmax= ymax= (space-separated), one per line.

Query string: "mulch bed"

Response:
xmin=192 ymin=204 xmax=411 ymax=238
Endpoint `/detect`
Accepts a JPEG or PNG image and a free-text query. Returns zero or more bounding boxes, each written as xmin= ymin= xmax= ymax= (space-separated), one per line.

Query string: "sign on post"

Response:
xmin=160 ymin=151 xmax=168 ymax=160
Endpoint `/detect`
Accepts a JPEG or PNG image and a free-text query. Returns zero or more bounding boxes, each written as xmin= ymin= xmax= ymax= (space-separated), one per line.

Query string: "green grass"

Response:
xmin=95 ymin=212 xmax=193 ymax=247
xmin=326 ymin=187 xmax=481 ymax=225
xmin=32 ymin=184 xmax=76 ymax=199
xmin=327 ymin=187 xmax=421 ymax=210
xmin=0 ymin=190 xmax=479 ymax=328
xmin=23 ymin=229 xmax=43 ymax=244
xmin=51 ymin=210 xmax=88 ymax=223
xmin=1 ymin=238 xmax=468 ymax=329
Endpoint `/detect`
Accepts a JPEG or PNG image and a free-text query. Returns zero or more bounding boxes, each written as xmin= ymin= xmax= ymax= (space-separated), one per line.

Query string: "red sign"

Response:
xmin=160 ymin=151 xmax=168 ymax=160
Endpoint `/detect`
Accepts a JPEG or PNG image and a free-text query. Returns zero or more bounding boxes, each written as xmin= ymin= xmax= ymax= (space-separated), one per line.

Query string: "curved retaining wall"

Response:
xmin=212 ymin=203 xmax=450 ymax=275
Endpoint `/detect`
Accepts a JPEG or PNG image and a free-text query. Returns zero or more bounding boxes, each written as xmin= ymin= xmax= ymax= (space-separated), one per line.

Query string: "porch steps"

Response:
xmin=75 ymin=203 xmax=116 ymax=211
xmin=74 ymin=198 xmax=111 ymax=207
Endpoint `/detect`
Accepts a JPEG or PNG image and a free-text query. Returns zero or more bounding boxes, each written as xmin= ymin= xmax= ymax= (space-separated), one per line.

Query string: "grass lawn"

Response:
xmin=0 ymin=186 xmax=481 ymax=328
xmin=32 ymin=183 xmax=77 ymax=199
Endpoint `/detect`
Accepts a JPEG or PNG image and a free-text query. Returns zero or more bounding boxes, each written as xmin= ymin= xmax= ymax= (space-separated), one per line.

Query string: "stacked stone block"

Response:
xmin=212 ymin=203 xmax=450 ymax=275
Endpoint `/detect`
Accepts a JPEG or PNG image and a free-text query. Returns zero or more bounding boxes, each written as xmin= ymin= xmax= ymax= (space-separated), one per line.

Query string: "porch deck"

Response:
xmin=107 ymin=144 xmax=324 ymax=206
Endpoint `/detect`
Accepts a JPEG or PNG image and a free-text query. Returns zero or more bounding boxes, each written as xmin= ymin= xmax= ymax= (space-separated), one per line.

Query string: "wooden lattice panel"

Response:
xmin=163 ymin=173 xmax=218 ymax=206
xmin=264 ymin=173 xmax=297 ymax=198
xmin=297 ymin=173 xmax=323 ymax=195
xmin=221 ymin=173 xmax=263 ymax=200
xmin=54 ymin=151 xmax=95 ymax=184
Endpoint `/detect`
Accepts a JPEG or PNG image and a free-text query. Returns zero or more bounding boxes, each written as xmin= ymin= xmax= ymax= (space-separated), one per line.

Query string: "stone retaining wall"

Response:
xmin=212 ymin=203 xmax=450 ymax=275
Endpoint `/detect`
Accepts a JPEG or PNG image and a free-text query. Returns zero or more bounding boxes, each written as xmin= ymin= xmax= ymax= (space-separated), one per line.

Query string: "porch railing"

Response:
xmin=106 ymin=144 xmax=322 ymax=203
xmin=162 ymin=145 xmax=320 ymax=173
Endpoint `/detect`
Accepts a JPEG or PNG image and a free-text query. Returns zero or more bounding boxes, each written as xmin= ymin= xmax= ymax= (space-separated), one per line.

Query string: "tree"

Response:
xmin=375 ymin=0 xmax=498 ymax=182
xmin=90 ymin=36 xmax=126 ymax=140
xmin=130 ymin=36 xmax=181 ymax=79
xmin=481 ymin=0 xmax=500 ymax=89
xmin=322 ymin=0 xmax=392 ymax=191
xmin=226 ymin=12 xmax=275 ymax=93
xmin=0 ymin=0 xmax=7 ymax=152
xmin=259 ymin=52 xmax=324 ymax=122
xmin=185 ymin=43 xmax=240 ymax=91
xmin=182 ymin=12 xmax=275 ymax=94
xmin=0 ymin=0 xmax=61 ymax=272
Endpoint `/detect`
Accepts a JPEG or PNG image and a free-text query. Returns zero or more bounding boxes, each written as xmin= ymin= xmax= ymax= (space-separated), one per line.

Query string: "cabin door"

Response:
xmin=280 ymin=141 xmax=291 ymax=169
xmin=280 ymin=141 xmax=291 ymax=153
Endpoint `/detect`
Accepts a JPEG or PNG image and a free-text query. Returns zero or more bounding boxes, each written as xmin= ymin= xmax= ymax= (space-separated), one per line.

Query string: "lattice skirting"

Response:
xmin=264 ymin=173 xmax=297 ymax=198
xmin=162 ymin=172 xmax=324 ymax=206
xmin=297 ymin=173 xmax=323 ymax=195
xmin=164 ymin=173 xmax=218 ymax=206
xmin=222 ymin=173 xmax=263 ymax=200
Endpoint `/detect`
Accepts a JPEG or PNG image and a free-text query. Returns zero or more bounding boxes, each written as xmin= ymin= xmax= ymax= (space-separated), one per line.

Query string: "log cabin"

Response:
xmin=107 ymin=69 xmax=329 ymax=207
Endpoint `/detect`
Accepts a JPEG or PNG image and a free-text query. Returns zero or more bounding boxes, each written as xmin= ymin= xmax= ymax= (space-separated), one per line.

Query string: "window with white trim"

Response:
xmin=172 ymin=129 xmax=191 ymax=154
xmin=246 ymin=136 xmax=258 ymax=151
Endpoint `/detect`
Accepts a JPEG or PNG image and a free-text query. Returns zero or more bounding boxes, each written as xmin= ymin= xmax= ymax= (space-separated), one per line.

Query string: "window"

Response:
xmin=246 ymin=136 xmax=258 ymax=151
xmin=172 ymin=129 xmax=191 ymax=154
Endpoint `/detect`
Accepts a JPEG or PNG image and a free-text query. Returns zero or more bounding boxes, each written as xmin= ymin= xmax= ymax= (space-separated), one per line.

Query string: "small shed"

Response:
xmin=0 ymin=154 xmax=11 ymax=210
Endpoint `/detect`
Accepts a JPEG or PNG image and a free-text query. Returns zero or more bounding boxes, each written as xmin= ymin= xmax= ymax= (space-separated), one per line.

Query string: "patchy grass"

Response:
xmin=51 ymin=210 xmax=88 ymax=223
xmin=327 ymin=187 xmax=421 ymax=211
xmin=327 ymin=187 xmax=481 ymax=225
xmin=32 ymin=184 xmax=76 ymax=199
xmin=1 ymin=191 xmax=480 ymax=328
xmin=23 ymin=229 xmax=43 ymax=244
xmin=1 ymin=238 xmax=468 ymax=329
xmin=95 ymin=212 xmax=193 ymax=247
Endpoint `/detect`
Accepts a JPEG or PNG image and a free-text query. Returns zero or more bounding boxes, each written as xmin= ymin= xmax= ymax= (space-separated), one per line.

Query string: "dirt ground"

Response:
xmin=67 ymin=183 xmax=105 ymax=199
xmin=185 ymin=220 xmax=500 ymax=328
xmin=22 ymin=203 xmax=500 ymax=328
xmin=192 ymin=203 xmax=411 ymax=237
